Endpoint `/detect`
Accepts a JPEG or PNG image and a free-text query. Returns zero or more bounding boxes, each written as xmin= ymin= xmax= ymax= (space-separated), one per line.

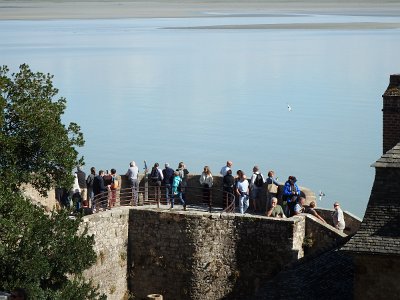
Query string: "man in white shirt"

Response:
xmin=250 ymin=165 xmax=265 ymax=213
xmin=220 ymin=161 xmax=233 ymax=177
xmin=333 ymin=202 xmax=346 ymax=232
xmin=126 ymin=161 xmax=139 ymax=205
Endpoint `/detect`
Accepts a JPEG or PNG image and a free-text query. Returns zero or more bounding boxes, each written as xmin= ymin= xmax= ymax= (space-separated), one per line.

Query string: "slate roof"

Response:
xmin=372 ymin=143 xmax=400 ymax=168
xmin=342 ymin=143 xmax=400 ymax=255
xmin=383 ymin=74 xmax=400 ymax=96
xmin=252 ymin=248 xmax=354 ymax=300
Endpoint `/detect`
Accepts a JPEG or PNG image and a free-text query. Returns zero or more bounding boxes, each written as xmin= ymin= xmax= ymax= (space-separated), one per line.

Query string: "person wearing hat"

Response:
xmin=283 ymin=176 xmax=301 ymax=217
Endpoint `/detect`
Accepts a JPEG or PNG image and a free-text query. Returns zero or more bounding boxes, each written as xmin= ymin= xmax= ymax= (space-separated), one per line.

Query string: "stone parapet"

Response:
xmin=82 ymin=207 xmax=130 ymax=300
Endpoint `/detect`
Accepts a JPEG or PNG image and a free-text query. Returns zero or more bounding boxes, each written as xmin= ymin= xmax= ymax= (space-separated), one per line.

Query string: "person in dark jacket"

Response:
xmin=223 ymin=169 xmax=235 ymax=209
xmin=93 ymin=170 xmax=106 ymax=211
xmin=162 ymin=163 xmax=174 ymax=205
xmin=76 ymin=166 xmax=87 ymax=203
xmin=283 ymin=176 xmax=300 ymax=217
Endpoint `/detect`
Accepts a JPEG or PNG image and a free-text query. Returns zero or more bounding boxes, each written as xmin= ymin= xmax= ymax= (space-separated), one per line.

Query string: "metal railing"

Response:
xmin=90 ymin=185 xmax=235 ymax=214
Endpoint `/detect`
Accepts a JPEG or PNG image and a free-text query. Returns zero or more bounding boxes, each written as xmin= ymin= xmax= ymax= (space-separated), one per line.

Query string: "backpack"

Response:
xmin=254 ymin=173 xmax=264 ymax=187
xmin=150 ymin=168 xmax=161 ymax=181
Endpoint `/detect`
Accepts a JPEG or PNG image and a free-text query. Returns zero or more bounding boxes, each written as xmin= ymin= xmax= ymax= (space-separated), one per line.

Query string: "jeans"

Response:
xmin=239 ymin=193 xmax=249 ymax=214
xmin=164 ymin=184 xmax=172 ymax=204
xmin=129 ymin=178 xmax=139 ymax=206
xmin=171 ymin=192 xmax=185 ymax=208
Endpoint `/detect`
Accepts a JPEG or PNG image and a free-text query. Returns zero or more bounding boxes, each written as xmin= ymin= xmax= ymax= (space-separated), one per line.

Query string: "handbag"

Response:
xmin=267 ymin=179 xmax=278 ymax=194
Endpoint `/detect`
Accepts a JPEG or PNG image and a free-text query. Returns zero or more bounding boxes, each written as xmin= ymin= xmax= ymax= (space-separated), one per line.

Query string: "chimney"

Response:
xmin=382 ymin=74 xmax=400 ymax=154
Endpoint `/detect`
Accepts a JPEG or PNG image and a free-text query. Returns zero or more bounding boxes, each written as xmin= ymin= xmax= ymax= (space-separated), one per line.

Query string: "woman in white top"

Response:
xmin=235 ymin=170 xmax=249 ymax=214
xmin=200 ymin=166 xmax=213 ymax=205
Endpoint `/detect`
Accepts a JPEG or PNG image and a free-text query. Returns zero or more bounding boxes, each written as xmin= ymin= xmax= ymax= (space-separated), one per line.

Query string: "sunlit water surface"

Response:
xmin=2 ymin=14 xmax=400 ymax=217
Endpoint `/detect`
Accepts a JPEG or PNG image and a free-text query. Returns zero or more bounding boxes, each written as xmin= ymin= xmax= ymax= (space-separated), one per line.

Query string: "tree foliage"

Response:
xmin=0 ymin=65 xmax=104 ymax=299
xmin=0 ymin=184 xmax=105 ymax=299
xmin=0 ymin=64 xmax=84 ymax=195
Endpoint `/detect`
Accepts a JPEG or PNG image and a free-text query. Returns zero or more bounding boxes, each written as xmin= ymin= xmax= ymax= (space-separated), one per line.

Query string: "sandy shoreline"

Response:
xmin=1 ymin=1 xmax=400 ymax=30
xmin=1 ymin=1 xmax=400 ymax=21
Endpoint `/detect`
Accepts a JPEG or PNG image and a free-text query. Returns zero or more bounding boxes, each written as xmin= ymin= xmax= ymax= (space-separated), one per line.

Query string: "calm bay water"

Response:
xmin=1 ymin=14 xmax=400 ymax=218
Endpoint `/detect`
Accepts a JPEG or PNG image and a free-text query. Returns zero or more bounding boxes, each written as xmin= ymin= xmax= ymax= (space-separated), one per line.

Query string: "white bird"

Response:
xmin=287 ymin=104 xmax=292 ymax=112
xmin=318 ymin=191 xmax=326 ymax=201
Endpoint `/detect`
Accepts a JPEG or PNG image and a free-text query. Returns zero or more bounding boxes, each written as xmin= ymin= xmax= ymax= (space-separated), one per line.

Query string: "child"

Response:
xmin=171 ymin=171 xmax=186 ymax=210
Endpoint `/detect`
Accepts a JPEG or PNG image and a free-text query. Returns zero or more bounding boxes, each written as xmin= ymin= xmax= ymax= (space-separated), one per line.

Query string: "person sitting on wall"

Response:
xmin=305 ymin=201 xmax=327 ymax=223
xmin=266 ymin=197 xmax=286 ymax=218
xmin=293 ymin=196 xmax=306 ymax=215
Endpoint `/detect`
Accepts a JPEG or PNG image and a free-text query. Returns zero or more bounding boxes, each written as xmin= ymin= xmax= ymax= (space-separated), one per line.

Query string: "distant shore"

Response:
xmin=1 ymin=0 xmax=400 ymax=22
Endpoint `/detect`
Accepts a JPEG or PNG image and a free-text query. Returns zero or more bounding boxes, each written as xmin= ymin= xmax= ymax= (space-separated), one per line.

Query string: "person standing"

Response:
xmin=223 ymin=169 xmax=235 ymax=209
xmin=235 ymin=170 xmax=249 ymax=214
xmin=149 ymin=163 xmax=163 ymax=203
xmin=86 ymin=167 xmax=96 ymax=208
xmin=283 ymin=176 xmax=300 ymax=217
xmin=93 ymin=170 xmax=106 ymax=211
xmin=176 ymin=162 xmax=189 ymax=202
xmin=76 ymin=166 xmax=87 ymax=203
xmin=333 ymin=202 xmax=346 ymax=232
xmin=200 ymin=166 xmax=213 ymax=205
xmin=266 ymin=170 xmax=280 ymax=210
xmin=171 ymin=171 xmax=186 ymax=210
xmin=126 ymin=161 xmax=139 ymax=206
xmin=220 ymin=160 xmax=233 ymax=177
xmin=109 ymin=168 xmax=119 ymax=208
xmin=250 ymin=165 xmax=265 ymax=213
xmin=162 ymin=163 xmax=174 ymax=205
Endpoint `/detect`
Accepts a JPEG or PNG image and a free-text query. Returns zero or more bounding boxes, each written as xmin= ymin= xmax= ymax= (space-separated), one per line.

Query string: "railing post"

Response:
xmin=209 ymin=188 xmax=212 ymax=213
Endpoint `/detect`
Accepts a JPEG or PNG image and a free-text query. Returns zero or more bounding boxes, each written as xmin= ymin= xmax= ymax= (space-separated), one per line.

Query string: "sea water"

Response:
xmin=1 ymin=14 xmax=400 ymax=218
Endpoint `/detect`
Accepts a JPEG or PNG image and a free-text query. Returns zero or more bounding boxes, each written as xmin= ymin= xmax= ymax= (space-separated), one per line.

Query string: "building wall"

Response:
xmin=382 ymin=74 xmax=400 ymax=154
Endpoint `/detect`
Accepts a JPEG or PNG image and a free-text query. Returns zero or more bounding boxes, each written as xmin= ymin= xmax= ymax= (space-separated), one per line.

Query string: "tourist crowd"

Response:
xmin=57 ymin=160 xmax=345 ymax=232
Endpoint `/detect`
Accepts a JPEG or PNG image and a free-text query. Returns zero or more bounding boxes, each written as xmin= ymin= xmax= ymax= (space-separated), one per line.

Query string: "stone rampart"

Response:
xmin=82 ymin=208 xmax=130 ymax=300
xmin=81 ymin=207 xmax=349 ymax=300
xmin=128 ymin=208 xmax=305 ymax=299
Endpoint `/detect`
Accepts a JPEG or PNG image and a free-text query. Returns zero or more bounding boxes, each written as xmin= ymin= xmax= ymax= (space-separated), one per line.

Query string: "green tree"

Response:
xmin=0 ymin=64 xmax=84 ymax=195
xmin=0 ymin=64 xmax=104 ymax=299
xmin=0 ymin=184 xmax=105 ymax=299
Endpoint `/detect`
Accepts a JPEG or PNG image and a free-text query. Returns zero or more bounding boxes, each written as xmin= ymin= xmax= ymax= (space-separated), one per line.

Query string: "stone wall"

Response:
xmin=20 ymin=184 xmax=58 ymax=212
xmin=304 ymin=214 xmax=347 ymax=256
xmin=79 ymin=207 xmax=352 ymax=300
xmin=82 ymin=208 xmax=130 ymax=300
xmin=127 ymin=208 xmax=306 ymax=300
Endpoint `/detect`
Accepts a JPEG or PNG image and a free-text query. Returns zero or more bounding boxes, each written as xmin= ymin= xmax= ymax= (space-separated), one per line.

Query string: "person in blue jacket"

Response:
xmin=171 ymin=171 xmax=186 ymax=210
xmin=283 ymin=176 xmax=300 ymax=217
